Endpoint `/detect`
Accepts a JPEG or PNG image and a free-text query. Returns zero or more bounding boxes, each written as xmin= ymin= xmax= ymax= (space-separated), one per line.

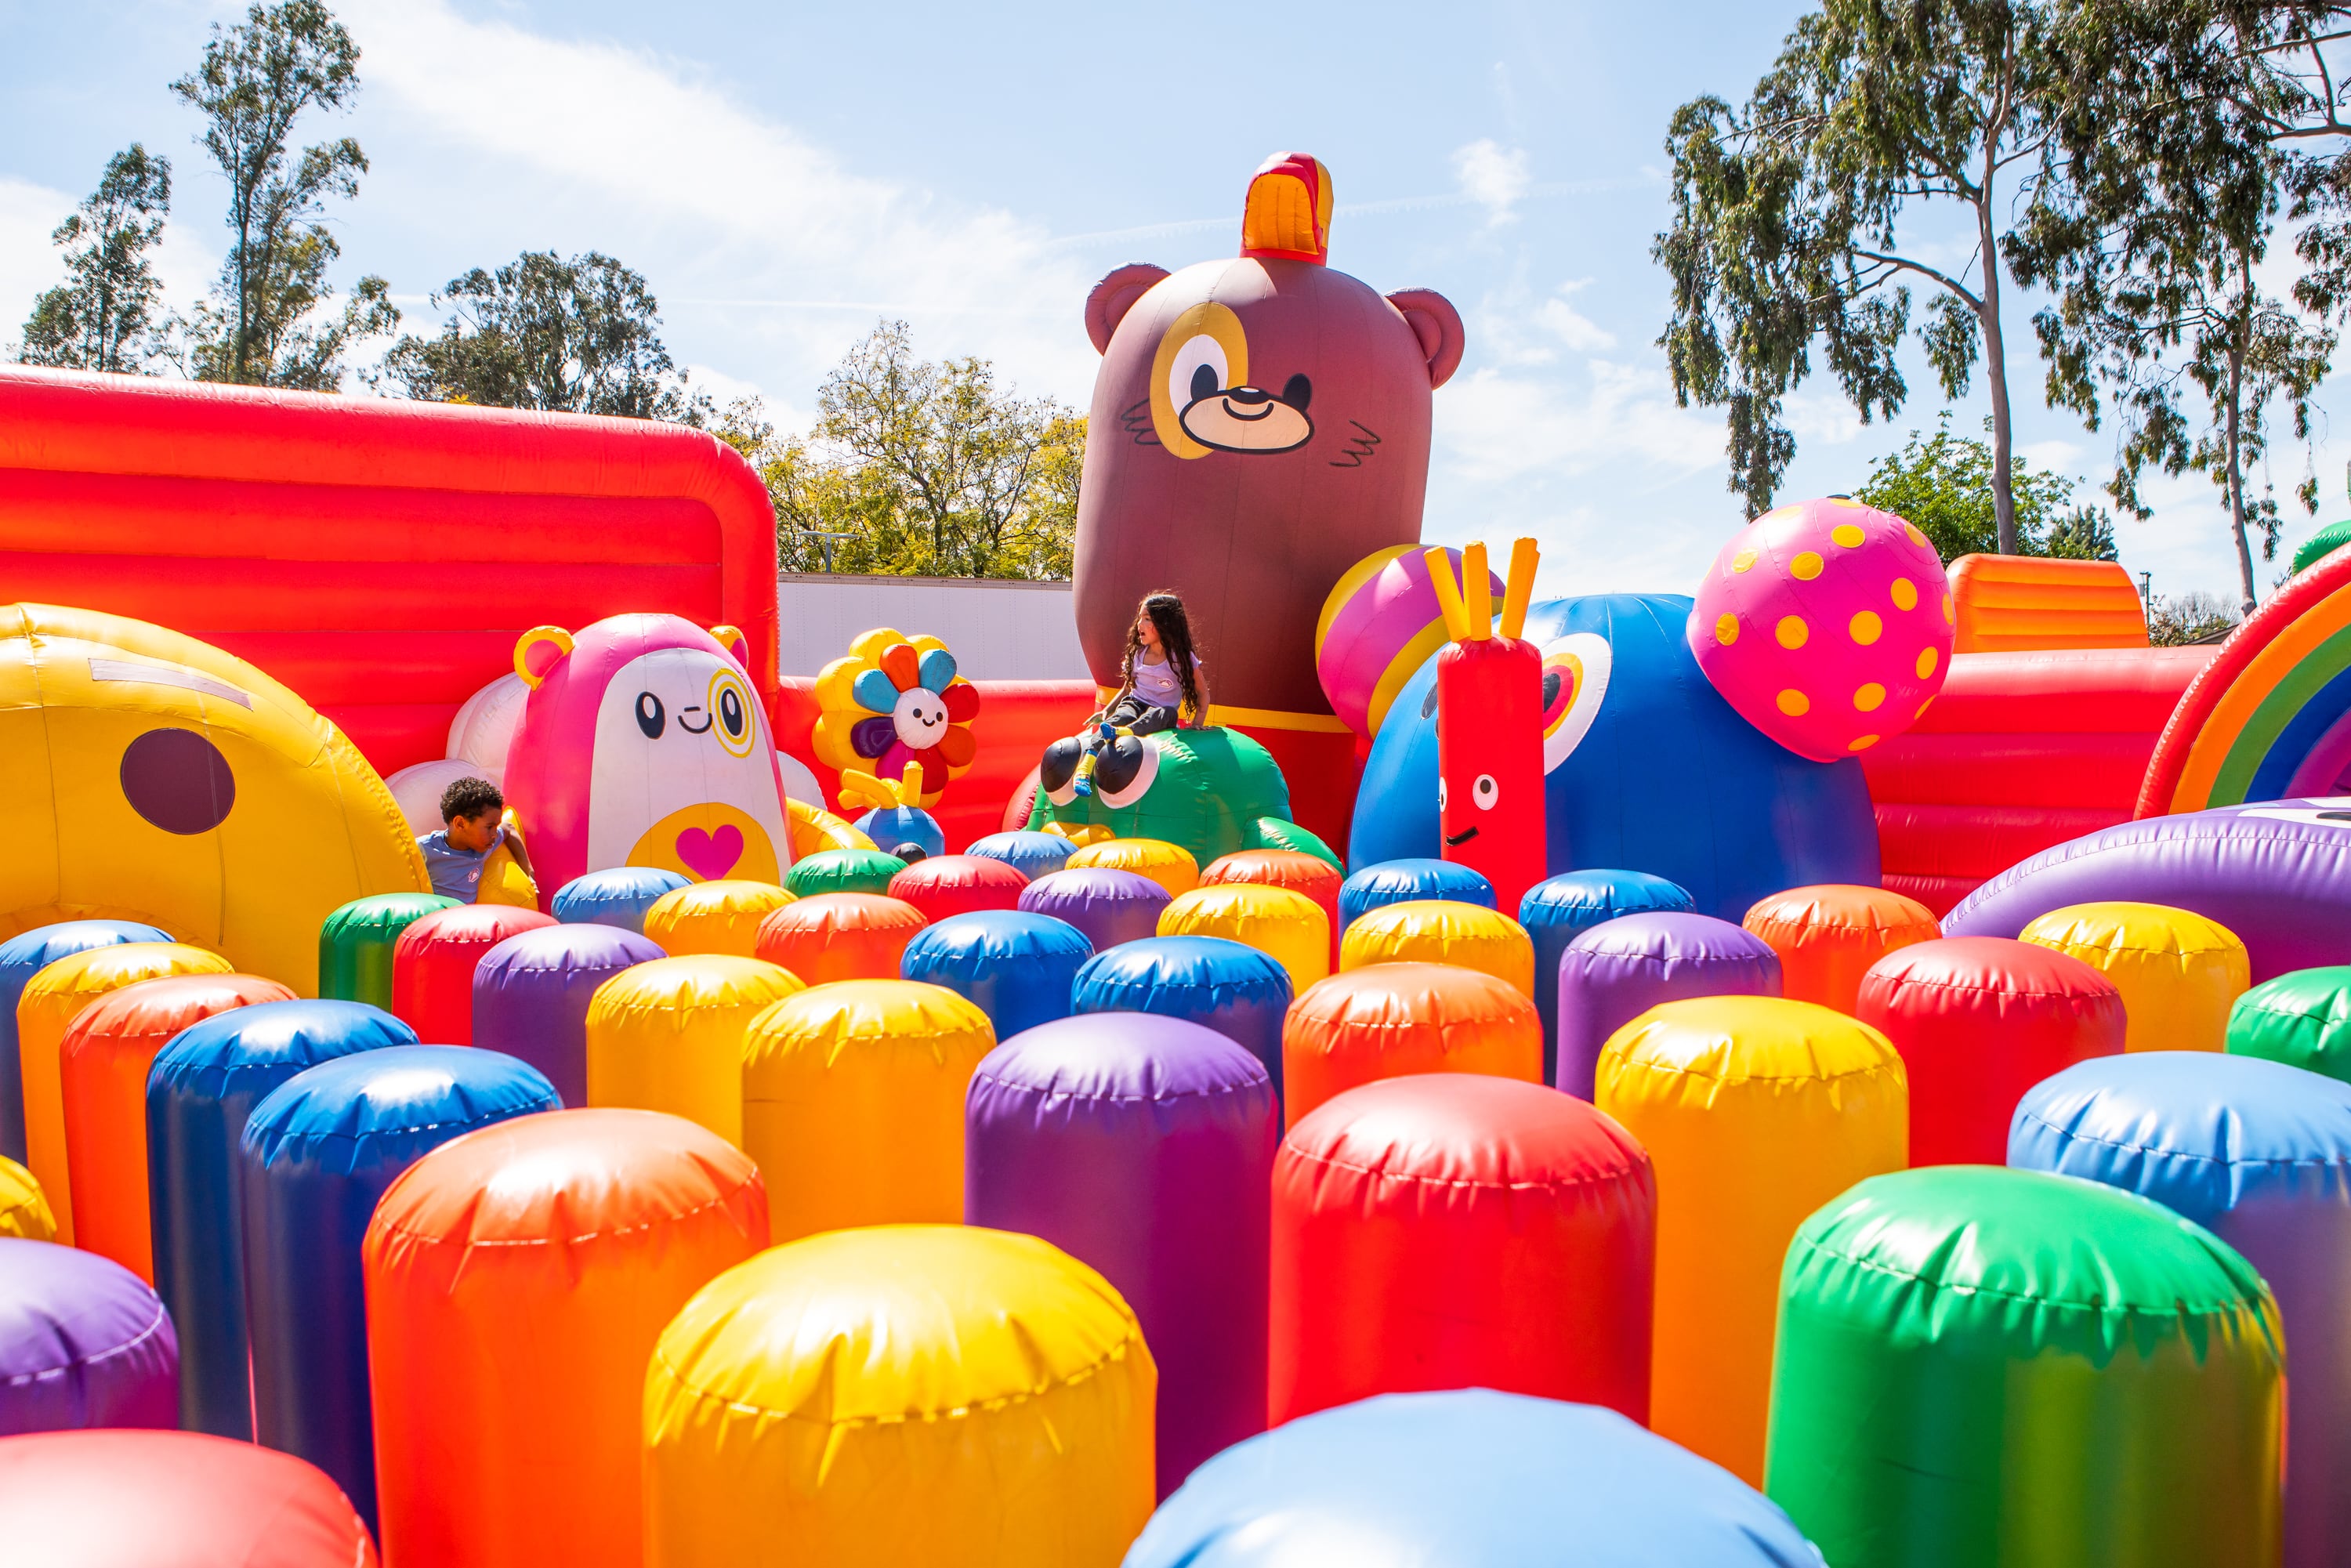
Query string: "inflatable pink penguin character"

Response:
xmin=504 ymin=614 xmax=795 ymax=899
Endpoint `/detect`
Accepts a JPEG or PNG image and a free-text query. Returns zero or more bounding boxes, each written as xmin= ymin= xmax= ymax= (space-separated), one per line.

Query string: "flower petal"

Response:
xmin=934 ymin=725 xmax=976 ymax=766
xmin=918 ymin=647 xmax=958 ymax=692
xmin=851 ymin=668 xmax=900 ymax=714
xmin=850 ymin=715 xmax=897 ymax=759
xmin=942 ymin=681 xmax=980 ymax=722
xmin=880 ymin=643 xmax=922 ymax=690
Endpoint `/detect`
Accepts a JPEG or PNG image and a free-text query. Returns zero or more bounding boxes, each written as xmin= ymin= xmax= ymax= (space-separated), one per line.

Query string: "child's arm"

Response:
xmin=500 ymin=823 xmax=536 ymax=882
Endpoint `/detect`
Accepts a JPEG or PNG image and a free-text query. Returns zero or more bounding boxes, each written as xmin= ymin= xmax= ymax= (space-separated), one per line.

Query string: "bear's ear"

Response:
xmin=513 ymin=625 xmax=574 ymax=689
xmin=708 ymin=624 xmax=748 ymax=664
xmin=1386 ymin=288 xmax=1466 ymax=389
xmin=1085 ymin=263 xmax=1170 ymax=355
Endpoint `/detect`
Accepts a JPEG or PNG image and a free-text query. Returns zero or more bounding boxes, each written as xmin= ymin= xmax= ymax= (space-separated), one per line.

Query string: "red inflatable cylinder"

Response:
xmin=365 ymin=1107 xmax=768 ymax=1568
xmin=1201 ymin=849 xmax=1345 ymax=966
xmin=1744 ymin=884 xmax=1940 ymax=1015
xmin=1269 ymin=1072 xmax=1654 ymax=1426
xmin=392 ymin=906 xmax=556 ymax=1046
xmin=753 ymin=894 xmax=929 ymax=985
xmin=886 ymin=855 xmax=1030 ymax=923
xmin=1855 ymin=936 xmax=2127 ymax=1165
xmin=0 ymin=1427 xmax=377 ymax=1567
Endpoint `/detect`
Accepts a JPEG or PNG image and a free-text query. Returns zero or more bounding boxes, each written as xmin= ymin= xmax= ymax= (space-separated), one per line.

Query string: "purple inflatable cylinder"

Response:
xmin=1555 ymin=912 xmax=1784 ymax=1099
xmin=0 ymin=1237 xmax=177 ymax=1435
xmin=1016 ymin=867 xmax=1172 ymax=954
xmin=472 ymin=925 xmax=664 ymax=1107
xmin=965 ymin=1012 xmax=1277 ymax=1499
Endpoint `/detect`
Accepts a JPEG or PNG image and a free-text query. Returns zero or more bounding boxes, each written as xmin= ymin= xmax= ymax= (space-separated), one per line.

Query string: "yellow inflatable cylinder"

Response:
xmin=1339 ymin=900 xmax=1536 ymax=998
xmin=17 ymin=942 xmax=230 ymax=1244
xmin=0 ymin=1153 xmax=56 ymax=1240
xmin=585 ymin=957 xmax=803 ymax=1146
xmin=1595 ymin=995 xmax=1907 ymax=1487
xmin=643 ymin=1225 xmax=1155 ymax=1567
xmin=1158 ymin=884 xmax=1330 ymax=994
xmin=1067 ymin=838 xmax=1199 ymax=899
xmin=2019 ymin=900 xmax=2250 ymax=1052
xmin=739 ymin=980 xmax=997 ymax=1243
xmin=642 ymin=881 xmax=797 ymax=959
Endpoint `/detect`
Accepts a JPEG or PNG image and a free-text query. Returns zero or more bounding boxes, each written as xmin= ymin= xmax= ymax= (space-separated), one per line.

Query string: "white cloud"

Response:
xmin=1433 ymin=358 xmax=1720 ymax=489
xmin=1535 ymin=278 xmax=1614 ymax=353
xmin=1451 ymin=139 xmax=1532 ymax=227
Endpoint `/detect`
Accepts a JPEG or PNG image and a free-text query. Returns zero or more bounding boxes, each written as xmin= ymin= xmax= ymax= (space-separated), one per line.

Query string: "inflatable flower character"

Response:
xmin=812 ymin=628 xmax=980 ymax=809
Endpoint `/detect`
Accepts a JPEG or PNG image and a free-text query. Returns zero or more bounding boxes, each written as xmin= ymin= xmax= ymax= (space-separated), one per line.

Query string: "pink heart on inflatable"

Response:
xmin=676 ymin=824 xmax=744 ymax=880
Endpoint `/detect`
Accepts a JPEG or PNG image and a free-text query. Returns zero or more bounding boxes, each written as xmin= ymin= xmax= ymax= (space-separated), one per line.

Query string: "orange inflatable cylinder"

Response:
xmin=739 ymin=980 xmax=995 ymax=1243
xmin=1338 ymin=900 xmax=1536 ymax=998
xmin=752 ymin=893 xmax=928 ymax=985
xmin=1595 ymin=995 xmax=1908 ymax=1485
xmin=364 ymin=1108 xmax=769 ymax=1568
xmin=1742 ymin=884 xmax=1940 ymax=1014
xmin=17 ymin=942 xmax=230 ymax=1244
xmin=1200 ymin=849 xmax=1344 ymax=966
xmin=1068 ymin=838 xmax=1200 ymax=899
xmin=62 ymin=972 xmax=295 ymax=1280
xmin=1159 ymin=885 xmax=1330 ymax=995
xmin=1281 ymin=963 xmax=1542 ymax=1130
xmin=643 ymin=881 xmax=796 ymax=959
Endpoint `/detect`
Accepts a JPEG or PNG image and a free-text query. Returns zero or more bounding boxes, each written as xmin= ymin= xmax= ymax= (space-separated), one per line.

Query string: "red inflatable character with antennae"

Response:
xmin=1426 ymin=538 xmax=1547 ymax=916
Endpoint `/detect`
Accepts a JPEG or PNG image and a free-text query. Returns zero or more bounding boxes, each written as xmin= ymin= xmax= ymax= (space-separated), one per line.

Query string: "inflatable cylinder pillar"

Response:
xmin=472 ymin=925 xmax=663 ymax=1109
xmin=1555 ymin=912 xmax=1781 ymax=1100
xmin=1160 ymin=884 xmax=1329 ymax=995
xmin=752 ymin=893 xmax=928 ymax=986
xmin=18 ymin=942 xmax=230 ymax=1244
xmin=1518 ymin=870 xmax=1694 ymax=1080
xmin=1766 ymin=1167 xmax=2283 ymax=1567
xmin=1741 ymin=885 xmax=1940 ymax=1014
xmin=2012 ymin=1054 xmax=2351 ymax=1568
xmin=2020 ymin=900 xmax=2251 ymax=1052
xmin=1339 ymin=858 xmax=1495 ymax=933
xmin=900 ymin=910 xmax=1095 ymax=1039
xmin=239 ymin=1046 xmax=559 ymax=1526
xmin=782 ymin=849 xmax=906 ymax=899
xmin=966 ymin=1013 xmax=1277 ymax=1497
xmin=966 ymin=830 xmax=1077 ymax=881
xmin=0 ymin=1429 xmax=379 ymax=1567
xmin=643 ymin=880 xmax=796 ymax=959
xmin=740 ymin=980 xmax=994 ymax=1241
xmin=366 ymin=1108 xmax=770 ymax=1568
xmin=0 ymin=920 xmax=171 ymax=1164
xmin=1596 ymin=996 xmax=1907 ymax=1485
xmin=61 ymin=972 xmax=295 ymax=1281
xmin=550 ymin=867 xmax=690 ymax=934
xmin=0 ymin=1153 xmax=54 ymax=1239
xmin=1200 ymin=849 xmax=1343 ymax=967
xmin=391 ymin=905 xmax=556 ymax=1045
xmin=1857 ymin=936 xmax=2125 ymax=1164
xmin=1270 ymin=1074 xmax=1655 ymax=1426
xmin=1282 ymin=963 xmax=1542 ymax=1129
xmin=1070 ymin=937 xmax=1292 ymax=1098
xmin=2230 ymin=965 xmax=2351 ymax=1081
xmin=1340 ymin=899 xmax=1535 ymax=996
xmin=584 ymin=957 xmax=802 ymax=1146
xmin=1067 ymin=838 xmax=1199 ymax=899
xmin=0 ymin=1237 xmax=177 ymax=1435
xmin=319 ymin=895 xmax=460 ymax=1011
xmin=888 ymin=854 xmax=1031 ymax=922
xmin=147 ymin=999 xmax=417 ymax=1440
xmin=1016 ymin=867 xmax=1171 ymax=952
xmin=642 ymin=1226 xmax=1155 ymax=1566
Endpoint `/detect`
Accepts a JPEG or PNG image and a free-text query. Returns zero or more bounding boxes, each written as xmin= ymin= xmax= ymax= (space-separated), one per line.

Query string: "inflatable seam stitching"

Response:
xmin=647 ymin=1330 xmax=1147 ymax=1425
xmin=2011 ymin=1109 xmax=2351 ymax=1171
xmin=1281 ymin=1146 xmax=1643 ymax=1193
xmin=1791 ymin=1234 xmax=2259 ymax=1317
xmin=372 ymin=1177 xmax=763 ymax=1248
xmin=965 ymin=1077 xmax=1268 ymax=1105
xmin=255 ymin=1100 xmax=554 ymax=1153
xmin=0 ymin=1291 xmax=171 ymax=1387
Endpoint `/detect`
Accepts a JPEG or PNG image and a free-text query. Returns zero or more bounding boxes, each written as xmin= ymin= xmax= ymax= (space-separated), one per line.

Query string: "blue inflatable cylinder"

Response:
xmin=1518 ymin=871 xmax=1694 ymax=1081
xmin=147 ymin=998 xmax=417 ymax=1442
xmin=472 ymin=924 xmax=664 ymax=1107
xmin=2010 ymin=1052 xmax=2351 ymax=1568
xmin=1338 ymin=859 xmax=1495 ymax=937
xmin=1070 ymin=936 xmax=1293 ymax=1095
xmin=899 ymin=911 xmax=1093 ymax=1038
xmin=549 ymin=867 xmax=692 ymax=935
xmin=966 ymin=1012 xmax=1277 ymax=1499
xmin=966 ymin=830 xmax=1077 ymax=880
xmin=237 ymin=1045 xmax=557 ymax=1526
xmin=0 ymin=921 xmax=172 ymax=1163
xmin=1126 ymin=1388 xmax=1817 ymax=1566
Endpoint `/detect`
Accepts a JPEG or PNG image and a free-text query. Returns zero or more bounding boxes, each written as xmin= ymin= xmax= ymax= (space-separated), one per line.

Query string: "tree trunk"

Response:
xmin=2226 ymin=341 xmax=2258 ymax=614
xmin=1976 ymin=190 xmax=2020 ymax=556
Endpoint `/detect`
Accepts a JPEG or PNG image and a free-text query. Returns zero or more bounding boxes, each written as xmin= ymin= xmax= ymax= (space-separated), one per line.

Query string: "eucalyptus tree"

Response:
xmin=19 ymin=145 xmax=173 ymax=373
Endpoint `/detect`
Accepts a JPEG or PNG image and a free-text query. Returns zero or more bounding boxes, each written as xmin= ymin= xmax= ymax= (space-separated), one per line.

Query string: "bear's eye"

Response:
xmin=1189 ymin=362 xmax=1219 ymax=404
xmin=636 ymin=692 xmax=665 ymax=739
xmin=1281 ymin=373 xmax=1312 ymax=411
xmin=718 ymin=686 xmax=746 ymax=739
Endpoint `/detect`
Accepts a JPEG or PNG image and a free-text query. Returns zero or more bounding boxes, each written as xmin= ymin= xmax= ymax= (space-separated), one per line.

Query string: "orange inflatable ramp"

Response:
xmin=1948 ymin=556 xmax=2149 ymax=654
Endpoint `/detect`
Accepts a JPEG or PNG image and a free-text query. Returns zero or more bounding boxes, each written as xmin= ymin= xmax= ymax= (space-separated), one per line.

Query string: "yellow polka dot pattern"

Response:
xmin=1715 ymin=614 xmax=1739 ymax=645
xmin=1777 ymin=616 xmax=1808 ymax=650
xmin=1831 ymin=523 xmax=1865 ymax=548
xmin=1849 ymin=734 xmax=1881 ymax=751
xmin=1732 ymin=549 xmax=1758 ymax=573
xmin=1916 ymin=646 xmax=1938 ymax=678
xmin=1777 ymin=690 xmax=1809 ymax=716
xmin=1943 ymin=593 xmax=1956 ymax=625
xmin=1791 ymin=552 xmax=1824 ymax=581
xmin=1889 ymin=578 xmax=1918 ymax=611
xmin=1849 ymin=611 xmax=1881 ymax=645
xmin=1854 ymin=683 xmax=1886 ymax=712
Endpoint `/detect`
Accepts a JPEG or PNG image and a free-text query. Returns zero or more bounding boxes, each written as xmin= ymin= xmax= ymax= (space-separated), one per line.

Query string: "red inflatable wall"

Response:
xmin=1860 ymin=646 xmax=2215 ymax=914
xmin=0 ymin=368 xmax=780 ymax=777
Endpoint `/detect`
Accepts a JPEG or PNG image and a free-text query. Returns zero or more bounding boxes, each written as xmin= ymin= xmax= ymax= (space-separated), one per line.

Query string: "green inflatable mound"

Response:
xmin=1766 ymin=1165 xmax=2282 ymax=1568
xmin=784 ymin=849 xmax=907 ymax=898
xmin=2226 ymin=965 xmax=2351 ymax=1083
xmin=319 ymin=893 xmax=460 ymax=1010
xmin=2295 ymin=519 xmax=2351 ymax=574
xmin=1027 ymin=726 xmax=1339 ymax=872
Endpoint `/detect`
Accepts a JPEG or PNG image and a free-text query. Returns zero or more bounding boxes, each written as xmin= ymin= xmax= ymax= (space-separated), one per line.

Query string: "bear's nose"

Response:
xmin=1225 ymin=386 xmax=1271 ymax=406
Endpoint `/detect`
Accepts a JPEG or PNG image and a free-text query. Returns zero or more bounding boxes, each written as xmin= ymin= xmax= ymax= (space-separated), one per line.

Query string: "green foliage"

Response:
xmin=18 ymin=145 xmax=173 ymax=374
xmin=1655 ymin=1 xmax=2056 ymax=546
xmin=1855 ymin=414 xmax=2116 ymax=562
xmin=172 ymin=0 xmax=393 ymax=389
xmin=2146 ymin=590 xmax=2241 ymax=646
xmin=715 ymin=322 xmax=1085 ymax=581
xmin=372 ymin=252 xmax=710 ymax=422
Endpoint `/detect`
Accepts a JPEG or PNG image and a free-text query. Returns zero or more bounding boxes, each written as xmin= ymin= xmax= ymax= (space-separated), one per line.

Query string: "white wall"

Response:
xmin=775 ymin=574 xmax=1092 ymax=679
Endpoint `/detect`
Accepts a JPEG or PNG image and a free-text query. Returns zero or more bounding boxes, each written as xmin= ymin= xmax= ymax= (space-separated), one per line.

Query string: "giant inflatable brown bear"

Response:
xmin=1072 ymin=152 xmax=1462 ymax=846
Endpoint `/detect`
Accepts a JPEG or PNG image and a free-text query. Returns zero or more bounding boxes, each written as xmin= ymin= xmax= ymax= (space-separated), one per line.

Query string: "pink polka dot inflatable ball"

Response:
xmin=1690 ymin=497 xmax=1952 ymax=761
xmin=1315 ymin=545 xmax=1505 ymax=740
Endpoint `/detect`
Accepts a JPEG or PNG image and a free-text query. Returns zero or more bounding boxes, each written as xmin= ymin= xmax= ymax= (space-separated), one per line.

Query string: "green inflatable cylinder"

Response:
xmin=318 ymin=894 xmax=461 ymax=1009
xmin=784 ymin=849 xmax=907 ymax=899
xmin=1766 ymin=1166 xmax=2282 ymax=1568
xmin=2228 ymin=965 xmax=2351 ymax=1083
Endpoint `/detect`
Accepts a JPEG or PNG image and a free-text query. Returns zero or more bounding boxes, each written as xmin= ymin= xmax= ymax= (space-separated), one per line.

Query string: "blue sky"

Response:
xmin=4 ymin=0 xmax=2336 ymax=606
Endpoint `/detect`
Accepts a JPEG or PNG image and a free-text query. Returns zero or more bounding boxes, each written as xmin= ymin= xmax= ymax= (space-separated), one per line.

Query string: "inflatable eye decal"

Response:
xmin=708 ymin=669 xmax=756 ymax=757
xmin=1096 ymin=737 xmax=1161 ymax=809
xmin=1148 ymin=302 xmax=1250 ymax=459
xmin=121 ymin=726 xmax=236 ymax=835
xmin=1539 ymin=632 xmax=1614 ymax=773
xmin=1472 ymin=773 xmax=1500 ymax=810
xmin=636 ymin=692 xmax=665 ymax=740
